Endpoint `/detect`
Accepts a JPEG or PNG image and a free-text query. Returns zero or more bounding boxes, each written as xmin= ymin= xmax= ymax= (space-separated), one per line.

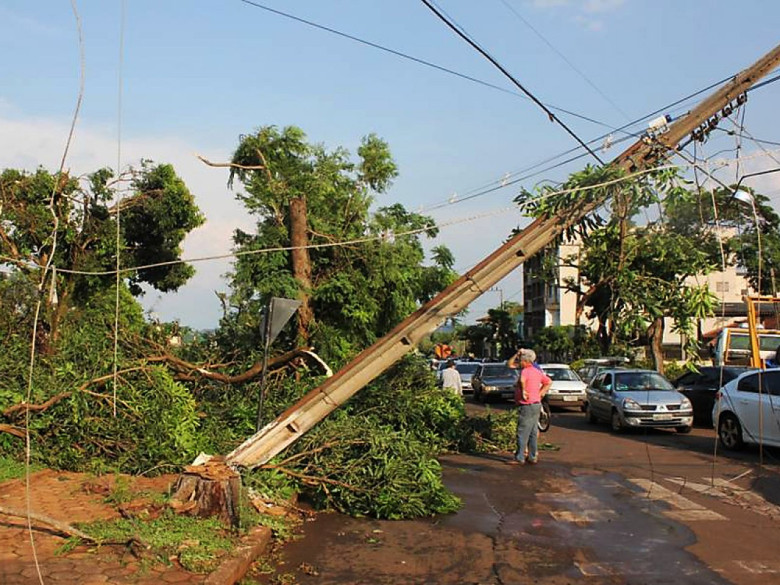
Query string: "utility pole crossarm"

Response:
xmin=226 ymin=42 xmax=780 ymax=470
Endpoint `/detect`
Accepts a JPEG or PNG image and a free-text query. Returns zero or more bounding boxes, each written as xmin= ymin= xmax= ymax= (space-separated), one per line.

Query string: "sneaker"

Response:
xmin=504 ymin=458 xmax=525 ymax=466
xmin=527 ymin=457 xmax=538 ymax=465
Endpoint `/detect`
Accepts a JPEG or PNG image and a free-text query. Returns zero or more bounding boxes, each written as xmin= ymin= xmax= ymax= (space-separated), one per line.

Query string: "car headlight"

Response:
xmin=681 ymin=397 xmax=692 ymax=410
xmin=484 ymin=385 xmax=498 ymax=391
xmin=623 ymin=398 xmax=642 ymax=410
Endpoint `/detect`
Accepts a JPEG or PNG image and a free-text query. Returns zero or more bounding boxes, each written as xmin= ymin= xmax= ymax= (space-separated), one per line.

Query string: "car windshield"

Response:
xmin=613 ymin=372 xmax=673 ymax=392
xmin=456 ymin=363 xmax=479 ymax=375
xmin=543 ymin=368 xmax=580 ymax=381
xmin=481 ymin=365 xmax=516 ymax=378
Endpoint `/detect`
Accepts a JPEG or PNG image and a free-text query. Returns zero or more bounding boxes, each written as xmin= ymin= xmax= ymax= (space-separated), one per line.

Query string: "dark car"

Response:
xmin=673 ymin=366 xmax=751 ymax=426
xmin=471 ymin=363 xmax=518 ymax=403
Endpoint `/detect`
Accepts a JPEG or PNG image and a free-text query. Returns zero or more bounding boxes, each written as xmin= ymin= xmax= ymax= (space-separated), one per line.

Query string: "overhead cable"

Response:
xmin=236 ymin=0 xmax=613 ymax=130
xmin=497 ymin=0 xmax=630 ymax=120
xmin=419 ymin=0 xmax=604 ymax=164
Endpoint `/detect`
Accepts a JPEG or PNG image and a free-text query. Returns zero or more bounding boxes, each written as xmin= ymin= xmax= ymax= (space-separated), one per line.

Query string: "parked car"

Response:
xmin=713 ymin=369 xmax=780 ymax=450
xmin=576 ymin=357 xmax=630 ymax=384
xmin=539 ymin=364 xmax=587 ymax=409
xmin=585 ymin=369 xmax=693 ymax=433
xmin=674 ymin=366 xmax=750 ymax=426
xmin=471 ymin=363 xmax=518 ymax=403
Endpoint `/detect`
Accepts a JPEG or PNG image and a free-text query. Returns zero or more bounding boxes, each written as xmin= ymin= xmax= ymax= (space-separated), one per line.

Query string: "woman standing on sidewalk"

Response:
xmin=505 ymin=349 xmax=551 ymax=465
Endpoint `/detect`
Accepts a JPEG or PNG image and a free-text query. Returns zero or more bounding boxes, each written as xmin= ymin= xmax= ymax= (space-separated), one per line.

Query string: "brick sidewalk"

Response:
xmin=0 ymin=470 xmax=205 ymax=585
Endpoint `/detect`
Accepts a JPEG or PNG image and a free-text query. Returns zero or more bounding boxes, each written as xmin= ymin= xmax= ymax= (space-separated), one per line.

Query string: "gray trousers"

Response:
xmin=515 ymin=403 xmax=541 ymax=462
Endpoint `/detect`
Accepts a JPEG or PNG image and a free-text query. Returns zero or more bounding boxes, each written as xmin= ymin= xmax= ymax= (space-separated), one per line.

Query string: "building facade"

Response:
xmin=523 ymin=241 xmax=756 ymax=358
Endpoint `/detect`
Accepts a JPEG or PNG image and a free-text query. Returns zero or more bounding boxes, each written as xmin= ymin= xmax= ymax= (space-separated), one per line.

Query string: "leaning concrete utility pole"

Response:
xmin=227 ymin=42 xmax=780 ymax=470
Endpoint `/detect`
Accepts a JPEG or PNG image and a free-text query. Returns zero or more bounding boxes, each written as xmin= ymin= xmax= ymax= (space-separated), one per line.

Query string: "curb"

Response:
xmin=204 ymin=525 xmax=272 ymax=585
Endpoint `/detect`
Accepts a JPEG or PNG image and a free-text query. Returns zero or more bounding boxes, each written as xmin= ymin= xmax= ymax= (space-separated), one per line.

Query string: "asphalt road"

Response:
xmin=256 ymin=399 xmax=780 ymax=585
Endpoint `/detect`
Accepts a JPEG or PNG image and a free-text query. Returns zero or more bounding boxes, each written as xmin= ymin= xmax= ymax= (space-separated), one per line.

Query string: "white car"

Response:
xmin=540 ymin=364 xmax=587 ymax=409
xmin=713 ymin=369 xmax=780 ymax=449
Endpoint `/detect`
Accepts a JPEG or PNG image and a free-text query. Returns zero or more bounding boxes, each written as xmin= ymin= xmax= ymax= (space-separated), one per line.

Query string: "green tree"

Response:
xmin=0 ymin=162 xmax=204 ymax=346
xmin=222 ymin=126 xmax=456 ymax=364
xmin=517 ymin=166 xmax=719 ymax=372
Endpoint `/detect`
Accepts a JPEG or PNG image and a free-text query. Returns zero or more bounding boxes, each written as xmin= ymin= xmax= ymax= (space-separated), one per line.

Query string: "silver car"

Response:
xmin=585 ymin=369 xmax=693 ymax=433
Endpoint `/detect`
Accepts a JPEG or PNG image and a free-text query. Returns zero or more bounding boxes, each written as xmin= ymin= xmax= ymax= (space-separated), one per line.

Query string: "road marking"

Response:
xmin=663 ymin=477 xmax=780 ymax=520
xmin=628 ymin=478 xmax=726 ymax=520
xmin=539 ymin=492 xmax=617 ymax=524
xmin=734 ymin=560 xmax=780 ymax=574
xmin=549 ymin=509 xmax=617 ymax=523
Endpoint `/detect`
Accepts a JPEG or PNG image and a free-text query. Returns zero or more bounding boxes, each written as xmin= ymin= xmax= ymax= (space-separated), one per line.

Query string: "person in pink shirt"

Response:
xmin=505 ymin=348 xmax=551 ymax=465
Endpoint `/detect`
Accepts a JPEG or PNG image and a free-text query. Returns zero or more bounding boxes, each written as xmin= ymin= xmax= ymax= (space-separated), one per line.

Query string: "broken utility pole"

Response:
xmin=226 ymin=42 xmax=780 ymax=470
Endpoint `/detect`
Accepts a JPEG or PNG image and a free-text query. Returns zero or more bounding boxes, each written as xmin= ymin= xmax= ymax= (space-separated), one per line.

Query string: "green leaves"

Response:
xmin=224 ymin=126 xmax=456 ymax=365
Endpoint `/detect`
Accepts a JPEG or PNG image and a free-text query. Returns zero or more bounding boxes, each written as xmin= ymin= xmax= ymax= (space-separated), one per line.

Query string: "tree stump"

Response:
xmin=170 ymin=456 xmax=241 ymax=529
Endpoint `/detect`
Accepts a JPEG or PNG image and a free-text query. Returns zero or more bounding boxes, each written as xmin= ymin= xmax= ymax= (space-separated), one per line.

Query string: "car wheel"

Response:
xmin=610 ymin=410 xmax=624 ymax=433
xmin=718 ymin=413 xmax=744 ymax=450
xmin=676 ymin=425 xmax=692 ymax=434
xmin=585 ymin=403 xmax=597 ymax=424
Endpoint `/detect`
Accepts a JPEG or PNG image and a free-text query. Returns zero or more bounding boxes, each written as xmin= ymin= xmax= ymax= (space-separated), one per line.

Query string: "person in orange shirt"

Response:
xmin=506 ymin=348 xmax=551 ymax=465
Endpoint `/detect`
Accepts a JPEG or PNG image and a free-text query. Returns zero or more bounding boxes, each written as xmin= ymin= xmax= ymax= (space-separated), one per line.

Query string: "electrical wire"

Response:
xmin=418 ymin=74 xmax=735 ymax=213
xmin=497 ymin=0 xmax=631 ymax=121
xmin=23 ymin=2 xmax=85 ymax=583
xmin=235 ymin=0 xmax=614 ymax=131
xmin=420 ymin=0 xmax=604 ymax=165
xmin=113 ymin=0 xmax=127 ymax=419
xmin=10 ymin=148 xmax=770 ymax=282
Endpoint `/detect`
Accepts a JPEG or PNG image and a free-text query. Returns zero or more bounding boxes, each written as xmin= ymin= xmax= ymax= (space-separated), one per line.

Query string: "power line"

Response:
xmin=235 ymin=0 xmax=613 ymax=131
xmin=497 ymin=0 xmax=631 ymax=121
xmin=420 ymin=74 xmax=736 ymax=212
xmin=420 ymin=0 xmax=605 ymax=165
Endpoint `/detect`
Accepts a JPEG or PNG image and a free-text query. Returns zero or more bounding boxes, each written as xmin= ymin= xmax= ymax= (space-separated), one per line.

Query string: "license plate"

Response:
xmin=653 ymin=413 xmax=673 ymax=421
xmin=563 ymin=396 xmax=578 ymax=401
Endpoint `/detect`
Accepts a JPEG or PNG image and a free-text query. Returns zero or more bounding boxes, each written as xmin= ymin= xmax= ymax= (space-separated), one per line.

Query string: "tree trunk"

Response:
xmin=289 ymin=197 xmax=314 ymax=344
xmin=648 ymin=316 xmax=665 ymax=374
xmin=170 ymin=458 xmax=241 ymax=529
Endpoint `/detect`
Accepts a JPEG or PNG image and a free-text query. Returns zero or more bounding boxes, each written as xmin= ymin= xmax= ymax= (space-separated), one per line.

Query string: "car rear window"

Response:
xmin=543 ymin=368 xmax=580 ymax=381
xmin=482 ymin=365 xmax=516 ymax=378
xmin=456 ymin=363 xmax=479 ymax=374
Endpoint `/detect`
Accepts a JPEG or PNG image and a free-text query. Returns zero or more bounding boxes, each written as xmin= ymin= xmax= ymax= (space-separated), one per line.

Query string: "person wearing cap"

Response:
xmin=506 ymin=348 xmax=551 ymax=465
xmin=440 ymin=359 xmax=463 ymax=396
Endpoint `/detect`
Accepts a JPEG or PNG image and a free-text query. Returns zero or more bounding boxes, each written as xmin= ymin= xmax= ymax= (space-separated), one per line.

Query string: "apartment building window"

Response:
xmin=715 ymin=281 xmax=730 ymax=293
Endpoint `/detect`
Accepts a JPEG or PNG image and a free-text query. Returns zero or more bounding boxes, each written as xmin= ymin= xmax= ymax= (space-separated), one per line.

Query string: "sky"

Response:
xmin=2 ymin=0 xmax=780 ymax=330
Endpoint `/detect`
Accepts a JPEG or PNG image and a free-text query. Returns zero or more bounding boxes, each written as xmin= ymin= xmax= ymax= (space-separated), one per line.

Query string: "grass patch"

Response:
xmin=77 ymin=510 xmax=236 ymax=573
xmin=0 ymin=455 xmax=42 ymax=483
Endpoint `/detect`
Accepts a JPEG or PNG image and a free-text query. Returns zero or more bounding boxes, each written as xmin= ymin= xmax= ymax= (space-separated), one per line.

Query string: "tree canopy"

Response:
xmin=222 ymin=125 xmax=457 ymax=364
xmin=0 ymin=162 xmax=204 ymax=345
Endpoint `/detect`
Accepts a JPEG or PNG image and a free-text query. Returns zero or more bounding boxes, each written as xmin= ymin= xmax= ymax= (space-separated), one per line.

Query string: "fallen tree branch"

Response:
xmin=197 ymin=155 xmax=266 ymax=171
xmin=0 ymin=424 xmax=25 ymax=438
xmin=259 ymin=464 xmax=362 ymax=492
xmin=0 ymin=505 xmax=96 ymax=541
xmin=3 ymin=367 xmax=146 ymax=419
xmin=146 ymin=346 xmax=325 ymax=384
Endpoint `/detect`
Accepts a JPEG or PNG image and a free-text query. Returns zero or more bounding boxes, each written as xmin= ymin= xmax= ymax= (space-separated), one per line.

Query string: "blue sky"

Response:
xmin=2 ymin=1 xmax=780 ymax=329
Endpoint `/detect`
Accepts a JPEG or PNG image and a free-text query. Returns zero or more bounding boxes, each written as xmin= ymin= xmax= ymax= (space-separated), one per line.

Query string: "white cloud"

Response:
xmin=583 ymin=0 xmax=625 ymax=14
xmin=528 ymin=0 xmax=625 ymax=30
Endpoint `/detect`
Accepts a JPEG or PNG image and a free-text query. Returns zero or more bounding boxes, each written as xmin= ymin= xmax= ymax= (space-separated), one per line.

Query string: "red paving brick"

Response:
xmin=0 ymin=471 xmax=206 ymax=585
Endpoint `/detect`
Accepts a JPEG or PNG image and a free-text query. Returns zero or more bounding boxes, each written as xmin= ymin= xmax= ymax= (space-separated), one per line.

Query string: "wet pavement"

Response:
xmin=258 ymin=408 xmax=780 ymax=585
